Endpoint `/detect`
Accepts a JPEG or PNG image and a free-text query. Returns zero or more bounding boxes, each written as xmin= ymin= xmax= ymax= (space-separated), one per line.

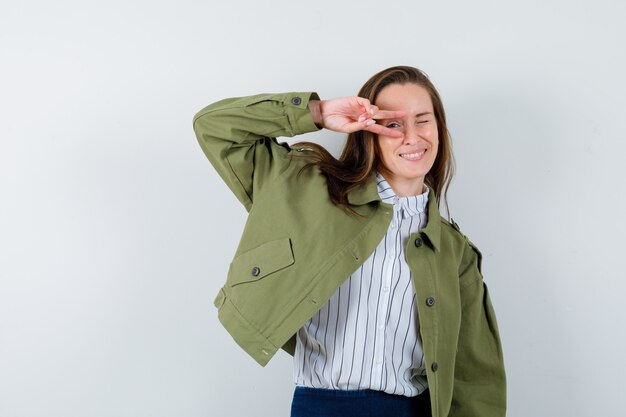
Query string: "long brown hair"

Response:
xmin=293 ymin=65 xmax=455 ymax=217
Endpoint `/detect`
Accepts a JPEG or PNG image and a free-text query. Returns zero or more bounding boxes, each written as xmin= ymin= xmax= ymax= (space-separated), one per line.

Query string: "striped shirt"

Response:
xmin=293 ymin=172 xmax=429 ymax=397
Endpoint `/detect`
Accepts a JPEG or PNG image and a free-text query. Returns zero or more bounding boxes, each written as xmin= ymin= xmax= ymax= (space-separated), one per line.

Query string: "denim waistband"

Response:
xmin=291 ymin=386 xmax=431 ymax=417
xmin=294 ymin=386 xmax=410 ymax=398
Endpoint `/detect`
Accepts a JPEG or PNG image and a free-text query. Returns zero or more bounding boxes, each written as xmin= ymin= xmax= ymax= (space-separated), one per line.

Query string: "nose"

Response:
xmin=402 ymin=126 xmax=419 ymax=145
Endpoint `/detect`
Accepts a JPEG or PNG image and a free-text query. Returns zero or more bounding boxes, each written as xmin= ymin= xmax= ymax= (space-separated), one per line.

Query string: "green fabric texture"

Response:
xmin=193 ymin=92 xmax=506 ymax=417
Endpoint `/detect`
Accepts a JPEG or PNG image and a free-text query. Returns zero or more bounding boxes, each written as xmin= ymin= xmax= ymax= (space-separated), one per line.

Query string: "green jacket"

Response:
xmin=193 ymin=92 xmax=506 ymax=416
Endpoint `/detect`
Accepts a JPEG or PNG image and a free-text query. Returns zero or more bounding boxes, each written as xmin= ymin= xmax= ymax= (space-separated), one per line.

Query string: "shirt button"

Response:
xmin=378 ymin=324 xmax=384 ymax=330
xmin=383 ymin=287 xmax=389 ymax=293
xmin=414 ymin=237 xmax=423 ymax=248
xmin=251 ymin=266 xmax=261 ymax=276
xmin=291 ymin=96 xmax=302 ymax=105
xmin=431 ymin=362 xmax=439 ymax=372
xmin=426 ymin=297 xmax=435 ymax=307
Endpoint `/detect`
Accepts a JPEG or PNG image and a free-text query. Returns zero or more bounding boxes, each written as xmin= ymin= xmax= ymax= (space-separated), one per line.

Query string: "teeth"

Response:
xmin=400 ymin=150 xmax=425 ymax=158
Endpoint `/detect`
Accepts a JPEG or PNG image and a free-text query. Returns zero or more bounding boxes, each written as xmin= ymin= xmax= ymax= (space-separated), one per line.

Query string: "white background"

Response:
xmin=1 ymin=1 xmax=625 ymax=416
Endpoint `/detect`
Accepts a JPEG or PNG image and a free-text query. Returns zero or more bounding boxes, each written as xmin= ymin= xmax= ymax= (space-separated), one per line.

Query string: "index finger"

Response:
xmin=371 ymin=110 xmax=406 ymax=120
xmin=365 ymin=123 xmax=404 ymax=138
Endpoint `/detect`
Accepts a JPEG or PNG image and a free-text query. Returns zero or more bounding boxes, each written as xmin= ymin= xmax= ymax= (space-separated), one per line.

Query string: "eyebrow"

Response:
xmin=379 ymin=112 xmax=433 ymax=121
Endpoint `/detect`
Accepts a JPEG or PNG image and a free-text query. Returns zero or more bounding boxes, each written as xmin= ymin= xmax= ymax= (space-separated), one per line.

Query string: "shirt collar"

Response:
xmin=346 ymin=171 xmax=442 ymax=251
xmin=376 ymin=172 xmax=429 ymax=219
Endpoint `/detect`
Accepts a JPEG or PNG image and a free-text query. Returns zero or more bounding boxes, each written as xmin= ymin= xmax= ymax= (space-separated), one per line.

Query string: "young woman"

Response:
xmin=193 ymin=66 xmax=506 ymax=417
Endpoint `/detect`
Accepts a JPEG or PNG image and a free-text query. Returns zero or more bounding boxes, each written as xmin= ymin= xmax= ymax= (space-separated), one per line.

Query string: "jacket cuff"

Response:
xmin=284 ymin=92 xmax=321 ymax=136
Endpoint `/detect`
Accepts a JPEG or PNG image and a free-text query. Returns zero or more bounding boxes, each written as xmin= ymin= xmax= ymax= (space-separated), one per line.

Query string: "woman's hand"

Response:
xmin=309 ymin=97 xmax=405 ymax=138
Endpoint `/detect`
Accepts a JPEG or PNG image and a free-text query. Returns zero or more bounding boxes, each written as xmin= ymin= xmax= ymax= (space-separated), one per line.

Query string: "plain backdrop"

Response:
xmin=1 ymin=1 xmax=625 ymax=416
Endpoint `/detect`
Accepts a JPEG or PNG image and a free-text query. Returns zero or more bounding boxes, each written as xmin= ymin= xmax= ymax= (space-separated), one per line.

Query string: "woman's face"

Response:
xmin=375 ymin=83 xmax=439 ymax=196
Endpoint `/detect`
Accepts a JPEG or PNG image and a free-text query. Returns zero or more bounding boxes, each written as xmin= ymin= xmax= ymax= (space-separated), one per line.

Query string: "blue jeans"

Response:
xmin=290 ymin=386 xmax=431 ymax=417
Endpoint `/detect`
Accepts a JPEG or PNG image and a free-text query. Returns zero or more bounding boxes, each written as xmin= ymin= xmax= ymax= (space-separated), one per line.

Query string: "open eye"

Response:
xmin=386 ymin=121 xmax=401 ymax=128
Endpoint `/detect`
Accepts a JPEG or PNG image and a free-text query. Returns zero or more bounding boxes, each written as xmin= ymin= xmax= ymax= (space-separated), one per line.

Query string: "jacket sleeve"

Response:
xmin=449 ymin=242 xmax=507 ymax=417
xmin=192 ymin=92 xmax=320 ymax=211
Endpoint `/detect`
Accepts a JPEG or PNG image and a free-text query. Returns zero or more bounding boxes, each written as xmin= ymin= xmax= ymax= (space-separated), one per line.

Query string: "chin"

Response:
xmin=397 ymin=170 xmax=429 ymax=180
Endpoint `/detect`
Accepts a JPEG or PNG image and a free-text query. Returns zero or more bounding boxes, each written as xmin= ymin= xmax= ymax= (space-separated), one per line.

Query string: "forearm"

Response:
xmin=193 ymin=92 xmax=321 ymax=145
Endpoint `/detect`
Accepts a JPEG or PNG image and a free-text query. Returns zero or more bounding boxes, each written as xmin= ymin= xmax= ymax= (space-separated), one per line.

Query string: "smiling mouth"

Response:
xmin=399 ymin=149 xmax=427 ymax=161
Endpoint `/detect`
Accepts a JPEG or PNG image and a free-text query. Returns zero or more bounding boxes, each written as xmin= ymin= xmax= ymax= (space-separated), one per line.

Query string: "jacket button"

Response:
xmin=426 ymin=297 xmax=435 ymax=307
xmin=431 ymin=362 xmax=439 ymax=372
xmin=291 ymin=96 xmax=302 ymax=105
xmin=414 ymin=237 xmax=423 ymax=248
xmin=251 ymin=266 xmax=261 ymax=276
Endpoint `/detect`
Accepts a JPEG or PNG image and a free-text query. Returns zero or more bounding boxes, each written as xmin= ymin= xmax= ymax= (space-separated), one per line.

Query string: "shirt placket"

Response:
xmin=371 ymin=201 xmax=402 ymax=386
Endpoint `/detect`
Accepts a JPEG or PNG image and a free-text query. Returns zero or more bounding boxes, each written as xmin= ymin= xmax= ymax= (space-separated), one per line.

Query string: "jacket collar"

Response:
xmin=346 ymin=171 xmax=380 ymax=206
xmin=421 ymin=192 xmax=441 ymax=252
xmin=347 ymin=172 xmax=442 ymax=252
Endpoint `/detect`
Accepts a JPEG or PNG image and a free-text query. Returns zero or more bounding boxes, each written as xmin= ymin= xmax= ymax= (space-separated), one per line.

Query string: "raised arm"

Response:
xmin=192 ymin=92 xmax=405 ymax=211
xmin=193 ymin=93 xmax=320 ymax=211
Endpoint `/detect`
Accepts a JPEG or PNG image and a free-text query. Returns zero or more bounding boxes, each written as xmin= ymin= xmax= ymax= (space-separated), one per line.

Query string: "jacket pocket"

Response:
xmin=227 ymin=238 xmax=294 ymax=286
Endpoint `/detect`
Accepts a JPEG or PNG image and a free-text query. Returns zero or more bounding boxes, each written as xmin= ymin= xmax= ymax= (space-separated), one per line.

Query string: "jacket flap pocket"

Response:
xmin=228 ymin=238 xmax=294 ymax=285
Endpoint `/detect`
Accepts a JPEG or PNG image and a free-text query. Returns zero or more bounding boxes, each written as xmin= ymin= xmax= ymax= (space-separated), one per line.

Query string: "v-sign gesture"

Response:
xmin=309 ymin=97 xmax=405 ymax=138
